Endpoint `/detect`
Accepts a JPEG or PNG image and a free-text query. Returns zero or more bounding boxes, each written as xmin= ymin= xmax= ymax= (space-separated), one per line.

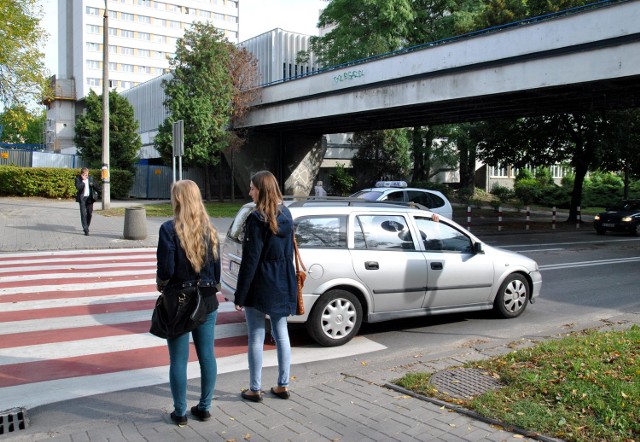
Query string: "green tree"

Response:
xmin=0 ymin=105 xmax=45 ymax=144
xmin=74 ymin=90 xmax=141 ymax=173
xmin=308 ymin=0 xmax=414 ymax=67
xmin=477 ymin=113 xmax=611 ymax=222
xmin=154 ymin=22 xmax=259 ymax=199
xmin=0 ymin=0 xmax=50 ymax=107
xmin=351 ymin=129 xmax=412 ymax=187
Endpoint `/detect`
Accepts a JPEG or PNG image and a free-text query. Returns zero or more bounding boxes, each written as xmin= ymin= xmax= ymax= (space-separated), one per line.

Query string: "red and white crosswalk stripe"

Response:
xmin=0 ymin=248 xmax=385 ymax=411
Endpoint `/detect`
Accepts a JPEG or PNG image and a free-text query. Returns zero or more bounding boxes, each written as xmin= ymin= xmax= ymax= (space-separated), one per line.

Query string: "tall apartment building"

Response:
xmin=45 ymin=0 xmax=239 ymax=153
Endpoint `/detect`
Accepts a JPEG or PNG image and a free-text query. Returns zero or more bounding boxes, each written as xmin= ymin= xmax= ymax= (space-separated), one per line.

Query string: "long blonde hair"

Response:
xmin=251 ymin=170 xmax=282 ymax=235
xmin=171 ymin=180 xmax=218 ymax=272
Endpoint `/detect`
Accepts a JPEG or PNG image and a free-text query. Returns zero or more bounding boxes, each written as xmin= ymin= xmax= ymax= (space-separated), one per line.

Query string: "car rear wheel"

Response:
xmin=631 ymin=224 xmax=639 ymax=236
xmin=595 ymin=227 xmax=606 ymax=235
xmin=306 ymin=289 xmax=363 ymax=347
xmin=494 ymin=274 xmax=529 ymax=318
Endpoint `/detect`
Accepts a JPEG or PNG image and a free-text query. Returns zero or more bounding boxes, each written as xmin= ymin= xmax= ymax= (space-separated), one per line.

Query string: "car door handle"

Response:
xmin=430 ymin=262 xmax=443 ymax=270
xmin=365 ymin=261 xmax=379 ymax=270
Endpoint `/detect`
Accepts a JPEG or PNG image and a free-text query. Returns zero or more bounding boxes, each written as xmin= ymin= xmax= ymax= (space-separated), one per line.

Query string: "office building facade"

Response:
xmin=46 ymin=0 xmax=239 ymax=152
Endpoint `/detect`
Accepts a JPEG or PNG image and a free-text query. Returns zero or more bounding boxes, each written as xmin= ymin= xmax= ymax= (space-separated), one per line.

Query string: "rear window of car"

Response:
xmin=353 ymin=215 xmax=415 ymax=250
xmin=295 ymin=216 xmax=347 ymax=249
xmin=406 ymin=190 xmax=444 ymax=209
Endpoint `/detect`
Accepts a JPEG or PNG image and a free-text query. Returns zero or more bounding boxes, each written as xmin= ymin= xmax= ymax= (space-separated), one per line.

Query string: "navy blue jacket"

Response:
xmin=156 ymin=220 xmax=221 ymax=311
xmin=234 ymin=206 xmax=297 ymax=317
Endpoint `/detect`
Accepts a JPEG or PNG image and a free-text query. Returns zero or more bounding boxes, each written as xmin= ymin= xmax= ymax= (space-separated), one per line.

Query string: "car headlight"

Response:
xmin=621 ymin=216 xmax=632 ymax=222
xmin=594 ymin=215 xmax=601 ymax=221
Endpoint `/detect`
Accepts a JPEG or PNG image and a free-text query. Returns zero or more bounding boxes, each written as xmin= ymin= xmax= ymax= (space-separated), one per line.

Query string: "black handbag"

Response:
xmin=149 ymin=281 xmax=208 ymax=339
xmin=150 ymin=233 xmax=213 ymax=339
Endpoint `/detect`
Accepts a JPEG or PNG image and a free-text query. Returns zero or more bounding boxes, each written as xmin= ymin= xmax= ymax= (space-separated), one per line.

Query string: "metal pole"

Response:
xmin=101 ymin=1 xmax=111 ymax=209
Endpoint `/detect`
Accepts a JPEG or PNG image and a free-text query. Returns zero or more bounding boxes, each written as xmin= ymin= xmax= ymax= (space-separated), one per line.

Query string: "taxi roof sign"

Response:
xmin=375 ymin=180 xmax=407 ymax=188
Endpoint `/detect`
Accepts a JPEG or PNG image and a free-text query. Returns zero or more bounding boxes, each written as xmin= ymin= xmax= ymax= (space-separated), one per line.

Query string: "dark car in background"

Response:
xmin=593 ymin=200 xmax=640 ymax=235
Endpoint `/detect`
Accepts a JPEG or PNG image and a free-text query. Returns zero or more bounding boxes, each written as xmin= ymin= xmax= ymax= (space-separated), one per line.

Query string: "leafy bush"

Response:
xmin=0 ymin=166 xmax=133 ymax=199
xmin=513 ymin=177 xmax=539 ymax=206
xmin=329 ymin=163 xmax=355 ymax=196
xmin=489 ymin=184 xmax=514 ymax=210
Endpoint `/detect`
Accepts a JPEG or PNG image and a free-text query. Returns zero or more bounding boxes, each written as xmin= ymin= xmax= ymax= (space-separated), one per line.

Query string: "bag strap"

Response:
xmin=293 ymin=232 xmax=306 ymax=272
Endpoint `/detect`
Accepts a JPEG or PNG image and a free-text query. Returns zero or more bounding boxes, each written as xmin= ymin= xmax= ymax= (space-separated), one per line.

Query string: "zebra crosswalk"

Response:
xmin=0 ymin=248 xmax=385 ymax=411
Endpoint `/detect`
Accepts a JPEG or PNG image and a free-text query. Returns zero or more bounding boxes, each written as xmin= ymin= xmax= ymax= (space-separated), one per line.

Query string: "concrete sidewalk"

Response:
xmin=0 ymin=197 xmax=573 ymax=441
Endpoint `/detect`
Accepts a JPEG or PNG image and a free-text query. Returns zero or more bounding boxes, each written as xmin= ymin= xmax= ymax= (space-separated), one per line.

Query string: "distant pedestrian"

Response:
xmin=314 ymin=180 xmax=327 ymax=197
xmin=234 ymin=170 xmax=296 ymax=402
xmin=74 ymin=167 xmax=101 ymax=236
xmin=156 ymin=180 xmax=221 ymax=427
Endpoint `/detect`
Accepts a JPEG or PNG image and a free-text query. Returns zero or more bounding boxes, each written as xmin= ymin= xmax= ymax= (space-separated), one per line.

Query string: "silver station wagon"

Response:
xmin=221 ymin=199 xmax=542 ymax=347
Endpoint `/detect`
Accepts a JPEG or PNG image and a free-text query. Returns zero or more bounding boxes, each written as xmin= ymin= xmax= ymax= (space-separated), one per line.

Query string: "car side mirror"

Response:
xmin=474 ymin=242 xmax=484 ymax=254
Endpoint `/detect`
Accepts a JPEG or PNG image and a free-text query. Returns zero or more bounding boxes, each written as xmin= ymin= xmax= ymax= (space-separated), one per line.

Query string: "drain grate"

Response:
xmin=429 ymin=368 xmax=503 ymax=399
xmin=0 ymin=408 xmax=27 ymax=434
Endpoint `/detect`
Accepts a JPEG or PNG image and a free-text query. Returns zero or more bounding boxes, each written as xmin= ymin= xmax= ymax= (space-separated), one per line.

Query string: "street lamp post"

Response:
xmin=102 ymin=0 xmax=111 ymax=209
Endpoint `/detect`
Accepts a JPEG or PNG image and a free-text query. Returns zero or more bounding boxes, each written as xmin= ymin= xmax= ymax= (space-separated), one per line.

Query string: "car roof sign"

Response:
xmin=375 ymin=180 xmax=407 ymax=188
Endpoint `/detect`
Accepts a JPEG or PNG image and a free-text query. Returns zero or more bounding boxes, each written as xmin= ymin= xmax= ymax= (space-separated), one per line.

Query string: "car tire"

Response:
xmin=595 ymin=227 xmax=606 ymax=235
xmin=631 ymin=224 xmax=639 ymax=236
xmin=306 ymin=289 xmax=363 ymax=347
xmin=494 ymin=274 xmax=529 ymax=319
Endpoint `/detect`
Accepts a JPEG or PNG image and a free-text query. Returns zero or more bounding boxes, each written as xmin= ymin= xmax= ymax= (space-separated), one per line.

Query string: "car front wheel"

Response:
xmin=306 ymin=289 xmax=363 ymax=347
xmin=494 ymin=274 xmax=529 ymax=318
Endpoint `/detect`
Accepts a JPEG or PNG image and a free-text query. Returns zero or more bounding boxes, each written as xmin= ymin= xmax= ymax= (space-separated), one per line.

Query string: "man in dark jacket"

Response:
xmin=74 ymin=167 xmax=100 ymax=235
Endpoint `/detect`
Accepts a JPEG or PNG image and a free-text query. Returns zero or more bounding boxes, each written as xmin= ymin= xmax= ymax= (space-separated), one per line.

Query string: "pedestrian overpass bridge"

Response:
xmin=230 ymin=0 xmax=640 ymax=193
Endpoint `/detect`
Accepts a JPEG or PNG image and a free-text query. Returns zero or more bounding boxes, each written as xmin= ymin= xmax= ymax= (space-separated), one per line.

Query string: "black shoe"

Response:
xmin=241 ymin=390 xmax=263 ymax=402
xmin=270 ymin=387 xmax=290 ymax=399
xmin=190 ymin=405 xmax=211 ymax=421
xmin=170 ymin=411 xmax=187 ymax=427
xmin=84 ymin=230 xmax=89 ymax=236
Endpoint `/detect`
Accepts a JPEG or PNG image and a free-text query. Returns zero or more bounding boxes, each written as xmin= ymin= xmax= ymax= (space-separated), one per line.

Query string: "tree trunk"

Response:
xmin=568 ymin=162 xmax=587 ymax=223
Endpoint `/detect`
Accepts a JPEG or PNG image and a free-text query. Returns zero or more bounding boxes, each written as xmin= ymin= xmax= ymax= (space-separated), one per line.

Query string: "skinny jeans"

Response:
xmin=167 ymin=310 xmax=218 ymax=416
xmin=244 ymin=307 xmax=291 ymax=392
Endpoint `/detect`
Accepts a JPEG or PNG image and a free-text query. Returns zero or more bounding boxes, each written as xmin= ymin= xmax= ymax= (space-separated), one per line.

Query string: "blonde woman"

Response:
xmin=234 ymin=171 xmax=297 ymax=402
xmin=156 ymin=180 xmax=220 ymax=427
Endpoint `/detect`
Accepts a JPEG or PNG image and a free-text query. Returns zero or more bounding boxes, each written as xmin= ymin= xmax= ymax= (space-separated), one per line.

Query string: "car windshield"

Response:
xmin=609 ymin=201 xmax=640 ymax=211
xmin=351 ymin=190 xmax=385 ymax=201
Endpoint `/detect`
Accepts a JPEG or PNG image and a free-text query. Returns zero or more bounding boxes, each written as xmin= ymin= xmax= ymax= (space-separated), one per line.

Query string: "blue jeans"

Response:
xmin=244 ymin=307 xmax=291 ymax=392
xmin=167 ymin=310 xmax=218 ymax=416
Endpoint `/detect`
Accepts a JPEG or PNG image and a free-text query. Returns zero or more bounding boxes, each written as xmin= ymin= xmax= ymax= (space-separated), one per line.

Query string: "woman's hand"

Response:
xmin=234 ymin=304 xmax=244 ymax=312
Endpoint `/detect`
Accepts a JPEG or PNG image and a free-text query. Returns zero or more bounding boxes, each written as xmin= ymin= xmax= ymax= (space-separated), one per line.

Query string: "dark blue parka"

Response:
xmin=156 ymin=220 xmax=221 ymax=312
xmin=233 ymin=206 xmax=297 ymax=317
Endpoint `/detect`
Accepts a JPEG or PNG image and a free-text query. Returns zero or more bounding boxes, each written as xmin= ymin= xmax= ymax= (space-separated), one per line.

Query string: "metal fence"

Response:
xmin=0 ymin=150 xmax=87 ymax=169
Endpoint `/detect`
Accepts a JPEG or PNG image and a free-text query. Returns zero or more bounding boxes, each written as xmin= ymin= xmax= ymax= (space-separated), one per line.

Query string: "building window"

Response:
xmin=226 ymin=15 xmax=238 ymax=23
xmin=154 ymin=34 xmax=165 ymax=44
xmin=154 ymin=67 xmax=164 ymax=75
xmin=109 ymin=10 xmax=117 ymax=19
xmin=122 ymin=47 xmax=134 ymax=56
xmin=86 ymin=6 xmax=100 ymax=15
xmin=490 ymin=164 xmax=509 ymax=178
xmin=109 ymin=45 xmax=117 ymax=53
xmin=122 ymin=64 xmax=134 ymax=72
xmin=214 ymin=13 xmax=224 ymax=21
xmin=109 ymin=62 xmax=117 ymax=71
xmin=138 ymin=15 xmax=151 ymax=24
xmin=86 ymin=60 xmax=100 ymax=70
xmin=137 ymin=0 xmax=151 ymax=7
xmin=122 ymin=29 xmax=134 ymax=38
xmin=138 ymin=48 xmax=150 ymax=57
xmin=87 ymin=25 xmax=101 ymax=34
xmin=169 ymin=20 xmax=181 ymax=29
xmin=87 ymin=78 xmax=101 ymax=87
xmin=122 ymin=13 xmax=134 ymax=22
xmin=139 ymin=32 xmax=151 ymax=40
xmin=108 ymin=27 xmax=118 ymax=36
xmin=139 ymin=66 xmax=151 ymax=74
xmin=86 ymin=42 xmax=100 ymax=51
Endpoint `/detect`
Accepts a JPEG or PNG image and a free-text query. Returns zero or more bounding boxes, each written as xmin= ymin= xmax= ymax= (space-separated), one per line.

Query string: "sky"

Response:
xmin=40 ymin=0 xmax=325 ymax=76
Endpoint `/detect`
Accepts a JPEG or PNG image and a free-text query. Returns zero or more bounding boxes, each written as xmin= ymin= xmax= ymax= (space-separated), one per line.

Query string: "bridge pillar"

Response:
xmin=226 ymin=130 xmax=326 ymax=197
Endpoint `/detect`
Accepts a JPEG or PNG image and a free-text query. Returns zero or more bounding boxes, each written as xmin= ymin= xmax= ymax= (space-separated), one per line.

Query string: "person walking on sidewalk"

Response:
xmin=156 ymin=180 xmax=221 ymax=427
xmin=234 ymin=170 xmax=297 ymax=402
xmin=74 ymin=167 xmax=101 ymax=235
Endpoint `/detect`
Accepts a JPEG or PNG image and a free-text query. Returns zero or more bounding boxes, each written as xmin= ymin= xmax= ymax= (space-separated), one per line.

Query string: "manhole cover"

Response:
xmin=429 ymin=368 xmax=503 ymax=399
xmin=0 ymin=408 xmax=28 ymax=434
